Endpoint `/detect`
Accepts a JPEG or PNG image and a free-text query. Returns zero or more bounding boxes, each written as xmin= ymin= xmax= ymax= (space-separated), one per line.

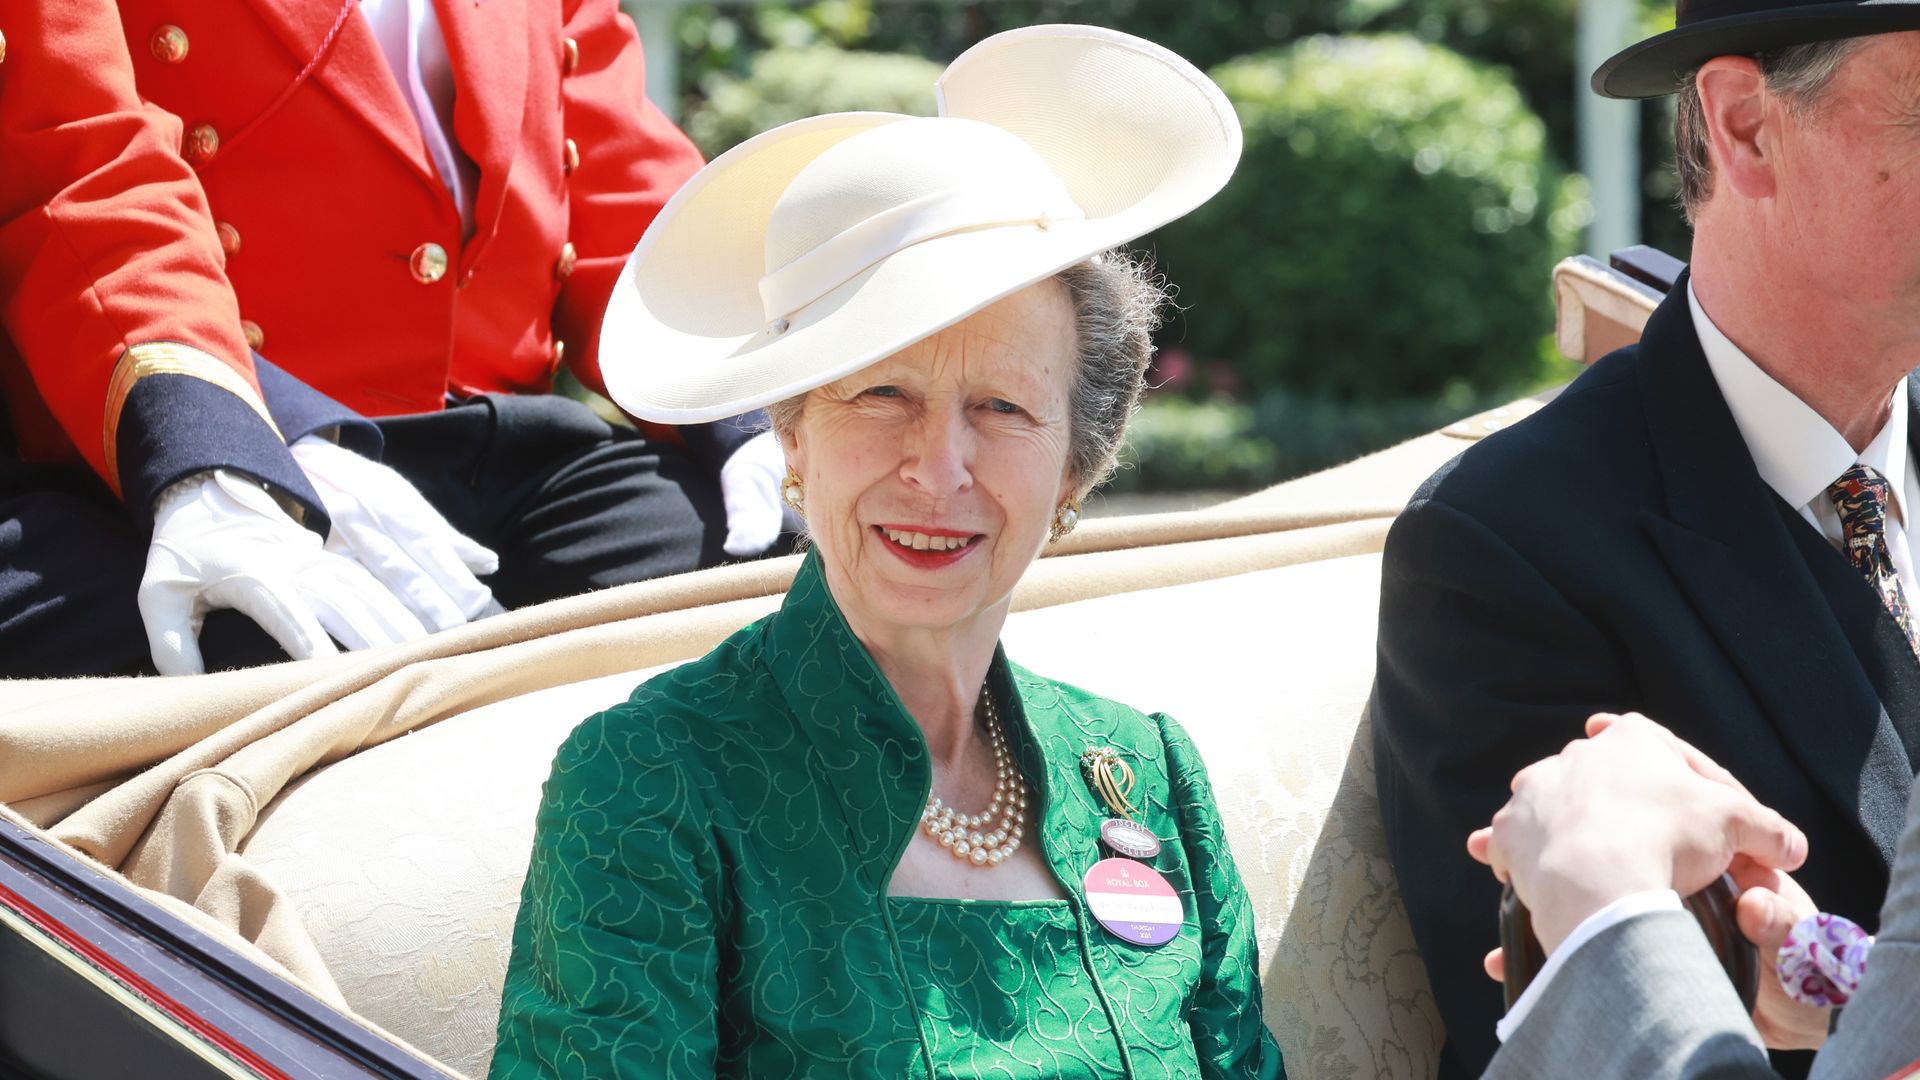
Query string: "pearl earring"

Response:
xmin=781 ymin=469 xmax=805 ymax=513
xmin=1049 ymin=498 xmax=1081 ymax=542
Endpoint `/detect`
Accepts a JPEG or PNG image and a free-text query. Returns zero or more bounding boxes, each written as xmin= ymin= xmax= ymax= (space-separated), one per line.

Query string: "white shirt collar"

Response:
xmin=1688 ymin=280 xmax=1909 ymax=525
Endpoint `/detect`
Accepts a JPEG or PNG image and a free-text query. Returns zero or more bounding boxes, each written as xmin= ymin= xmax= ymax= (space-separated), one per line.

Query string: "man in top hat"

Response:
xmin=0 ymin=0 xmax=788 ymax=677
xmin=1370 ymin=2 xmax=1920 ymax=1074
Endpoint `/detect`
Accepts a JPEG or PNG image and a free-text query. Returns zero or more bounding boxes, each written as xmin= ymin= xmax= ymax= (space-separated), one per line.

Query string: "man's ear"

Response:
xmin=1697 ymin=57 xmax=1778 ymax=201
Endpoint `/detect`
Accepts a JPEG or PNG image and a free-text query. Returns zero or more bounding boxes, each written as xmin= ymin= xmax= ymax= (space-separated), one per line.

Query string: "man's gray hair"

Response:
xmin=1673 ymin=37 xmax=1865 ymax=221
xmin=765 ymin=250 xmax=1167 ymax=498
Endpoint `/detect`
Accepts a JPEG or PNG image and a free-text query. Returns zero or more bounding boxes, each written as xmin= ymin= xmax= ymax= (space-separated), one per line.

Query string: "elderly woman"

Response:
xmin=489 ymin=25 xmax=1282 ymax=1080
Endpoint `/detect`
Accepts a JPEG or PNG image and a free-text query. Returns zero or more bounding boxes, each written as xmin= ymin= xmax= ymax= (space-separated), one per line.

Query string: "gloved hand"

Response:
xmin=139 ymin=469 xmax=431 ymax=675
xmin=289 ymin=436 xmax=500 ymax=631
xmin=718 ymin=430 xmax=787 ymax=557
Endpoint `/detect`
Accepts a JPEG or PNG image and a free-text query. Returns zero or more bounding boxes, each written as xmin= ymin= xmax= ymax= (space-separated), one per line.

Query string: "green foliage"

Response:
xmin=852 ymin=0 xmax=1579 ymax=162
xmin=1151 ymin=35 xmax=1585 ymax=403
xmin=682 ymin=44 xmax=942 ymax=158
xmin=1112 ymin=398 xmax=1278 ymax=493
xmin=1110 ymin=384 xmax=1513 ymax=492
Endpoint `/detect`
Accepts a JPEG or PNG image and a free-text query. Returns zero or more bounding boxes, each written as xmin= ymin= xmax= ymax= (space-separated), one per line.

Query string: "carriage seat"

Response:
xmin=236 ymin=553 xmax=1442 ymax=1079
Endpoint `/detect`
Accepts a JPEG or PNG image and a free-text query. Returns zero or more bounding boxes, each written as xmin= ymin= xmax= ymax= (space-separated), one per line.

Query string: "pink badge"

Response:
xmin=1082 ymin=857 xmax=1184 ymax=947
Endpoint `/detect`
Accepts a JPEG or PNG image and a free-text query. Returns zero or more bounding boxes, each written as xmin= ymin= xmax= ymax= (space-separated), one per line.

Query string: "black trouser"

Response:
xmin=0 ymin=395 xmax=754 ymax=678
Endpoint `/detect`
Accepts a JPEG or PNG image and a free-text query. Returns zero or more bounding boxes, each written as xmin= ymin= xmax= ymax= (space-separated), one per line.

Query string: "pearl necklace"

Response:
xmin=920 ymin=690 xmax=1028 ymax=867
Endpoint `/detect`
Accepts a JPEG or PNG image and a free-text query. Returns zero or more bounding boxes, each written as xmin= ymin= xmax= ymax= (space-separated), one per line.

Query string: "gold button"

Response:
xmin=409 ymin=242 xmax=449 ymax=284
xmin=555 ymin=241 xmax=577 ymax=280
xmin=549 ymin=338 xmax=566 ymax=373
xmin=215 ymin=221 xmax=241 ymax=257
xmin=150 ymin=25 xmax=189 ymax=64
xmin=562 ymin=37 xmax=579 ymax=75
xmin=241 ymin=320 xmax=265 ymax=352
xmin=182 ymin=122 xmax=219 ymax=164
xmin=563 ymin=137 xmax=579 ymax=175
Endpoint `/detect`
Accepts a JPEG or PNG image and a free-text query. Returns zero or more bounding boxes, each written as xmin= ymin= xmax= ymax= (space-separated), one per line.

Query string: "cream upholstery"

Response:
xmin=0 ymin=261 xmax=1677 ymax=1079
xmin=237 ymin=554 xmax=1439 ymax=1079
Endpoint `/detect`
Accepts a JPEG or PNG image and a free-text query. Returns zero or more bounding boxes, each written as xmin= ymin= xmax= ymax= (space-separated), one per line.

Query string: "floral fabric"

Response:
xmin=487 ymin=549 xmax=1285 ymax=1080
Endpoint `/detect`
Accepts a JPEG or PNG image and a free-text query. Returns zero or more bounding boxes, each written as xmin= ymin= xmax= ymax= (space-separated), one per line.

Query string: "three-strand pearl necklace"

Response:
xmin=920 ymin=690 xmax=1028 ymax=866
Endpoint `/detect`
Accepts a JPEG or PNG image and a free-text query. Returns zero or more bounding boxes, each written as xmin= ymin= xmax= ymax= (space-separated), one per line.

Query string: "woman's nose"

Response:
xmin=900 ymin=407 xmax=973 ymax=495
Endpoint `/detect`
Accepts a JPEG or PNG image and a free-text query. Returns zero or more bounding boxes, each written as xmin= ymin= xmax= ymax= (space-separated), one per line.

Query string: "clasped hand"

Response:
xmin=717 ymin=430 xmax=788 ymax=557
xmin=138 ymin=440 xmax=498 ymax=675
xmin=1470 ymin=712 xmax=1830 ymax=1050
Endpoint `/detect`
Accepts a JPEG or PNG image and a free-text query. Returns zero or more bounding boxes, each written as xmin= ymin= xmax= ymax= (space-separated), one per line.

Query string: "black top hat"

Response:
xmin=1593 ymin=0 xmax=1920 ymax=98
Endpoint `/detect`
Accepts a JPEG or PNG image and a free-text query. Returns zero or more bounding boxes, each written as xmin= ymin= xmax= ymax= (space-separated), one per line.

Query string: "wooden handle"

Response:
xmin=1500 ymin=874 xmax=1758 ymax=1011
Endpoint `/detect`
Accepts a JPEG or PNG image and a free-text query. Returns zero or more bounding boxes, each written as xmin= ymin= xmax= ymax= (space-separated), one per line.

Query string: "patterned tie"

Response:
xmin=1828 ymin=463 xmax=1920 ymax=657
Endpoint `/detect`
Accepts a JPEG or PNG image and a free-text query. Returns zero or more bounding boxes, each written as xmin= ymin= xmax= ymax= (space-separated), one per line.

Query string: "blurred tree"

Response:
xmin=1152 ymin=35 xmax=1586 ymax=403
xmin=663 ymin=0 xmax=1694 ymax=259
xmin=683 ymin=45 xmax=941 ymax=157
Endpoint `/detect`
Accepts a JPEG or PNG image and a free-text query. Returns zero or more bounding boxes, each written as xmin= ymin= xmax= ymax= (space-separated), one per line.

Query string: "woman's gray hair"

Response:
xmin=1673 ymin=37 xmax=1864 ymax=222
xmin=765 ymin=249 xmax=1168 ymax=498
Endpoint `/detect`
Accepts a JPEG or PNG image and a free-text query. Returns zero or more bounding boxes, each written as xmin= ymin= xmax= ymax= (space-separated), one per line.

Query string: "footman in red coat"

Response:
xmin=0 ymin=0 xmax=789 ymax=676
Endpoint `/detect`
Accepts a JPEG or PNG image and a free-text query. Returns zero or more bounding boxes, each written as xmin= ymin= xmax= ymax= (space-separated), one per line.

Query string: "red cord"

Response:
xmin=199 ymin=0 xmax=359 ymax=167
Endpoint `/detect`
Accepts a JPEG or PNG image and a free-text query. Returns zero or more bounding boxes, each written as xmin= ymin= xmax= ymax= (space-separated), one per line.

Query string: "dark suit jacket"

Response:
xmin=1371 ymin=273 xmax=1918 ymax=1077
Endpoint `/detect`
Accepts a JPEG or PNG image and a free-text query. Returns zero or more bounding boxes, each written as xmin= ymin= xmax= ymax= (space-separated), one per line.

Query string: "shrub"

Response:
xmin=1109 ymin=385 xmax=1513 ymax=493
xmin=1112 ymin=397 xmax=1279 ymax=493
xmin=683 ymin=45 xmax=942 ymax=158
xmin=1151 ymin=34 xmax=1585 ymax=403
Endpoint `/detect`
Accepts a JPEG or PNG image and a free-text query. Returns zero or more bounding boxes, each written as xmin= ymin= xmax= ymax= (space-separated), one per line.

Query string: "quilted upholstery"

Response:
xmin=238 ymin=554 xmax=1442 ymax=1079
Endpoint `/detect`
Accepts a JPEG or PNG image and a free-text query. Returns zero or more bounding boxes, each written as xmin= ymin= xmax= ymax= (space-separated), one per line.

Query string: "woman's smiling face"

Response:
xmin=782 ymin=279 xmax=1078 ymax=638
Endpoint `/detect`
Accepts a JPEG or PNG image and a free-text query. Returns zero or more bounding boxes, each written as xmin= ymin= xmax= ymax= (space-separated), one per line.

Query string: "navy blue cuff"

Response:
xmin=679 ymin=409 xmax=768 ymax=470
xmin=252 ymin=353 xmax=383 ymax=459
xmin=116 ymin=373 xmax=329 ymax=538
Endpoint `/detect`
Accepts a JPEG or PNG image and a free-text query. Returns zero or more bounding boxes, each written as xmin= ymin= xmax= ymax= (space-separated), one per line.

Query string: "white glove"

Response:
xmin=718 ymin=430 xmax=787 ymax=557
xmin=290 ymin=436 xmax=500 ymax=631
xmin=139 ymin=469 xmax=431 ymax=675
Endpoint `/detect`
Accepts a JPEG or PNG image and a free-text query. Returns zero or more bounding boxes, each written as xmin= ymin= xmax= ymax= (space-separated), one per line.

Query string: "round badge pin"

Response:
xmin=1083 ymin=857 xmax=1184 ymax=947
xmin=1100 ymin=818 xmax=1163 ymax=860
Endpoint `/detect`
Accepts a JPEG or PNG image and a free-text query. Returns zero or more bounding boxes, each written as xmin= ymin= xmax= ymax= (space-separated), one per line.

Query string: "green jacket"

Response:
xmin=490 ymin=552 xmax=1285 ymax=1079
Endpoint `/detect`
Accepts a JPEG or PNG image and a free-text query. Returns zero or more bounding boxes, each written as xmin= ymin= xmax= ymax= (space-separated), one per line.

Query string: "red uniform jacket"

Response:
xmin=0 ymin=0 xmax=705 ymax=525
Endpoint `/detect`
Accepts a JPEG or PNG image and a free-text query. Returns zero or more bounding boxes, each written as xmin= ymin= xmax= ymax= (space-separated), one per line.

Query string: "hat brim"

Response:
xmin=1594 ymin=0 xmax=1920 ymax=98
xmin=598 ymin=25 xmax=1241 ymax=423
xmin=604 ymin=214 xmax=1148 ymax=423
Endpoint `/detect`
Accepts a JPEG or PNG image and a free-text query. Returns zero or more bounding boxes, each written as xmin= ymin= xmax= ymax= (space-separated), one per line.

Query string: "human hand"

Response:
xmin=1730 ymin=857 xmax=1829 ymax=1050
xmin=139 ymin=469 xmax=430 ymax=674
xmin=290 ymin=436 xmax=499 ymax=630
xmin=1468 ymin=712 xmax=1807 ymax=954
xmin=717 ymin=430 xmax=786 ymax=557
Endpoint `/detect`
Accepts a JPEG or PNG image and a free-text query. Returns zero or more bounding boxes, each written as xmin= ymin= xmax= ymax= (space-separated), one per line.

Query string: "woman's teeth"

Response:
xmin=882 ymin=528 xmax=971 ymax=551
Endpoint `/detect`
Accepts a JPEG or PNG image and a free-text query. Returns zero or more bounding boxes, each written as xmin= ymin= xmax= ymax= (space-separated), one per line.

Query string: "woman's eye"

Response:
xmin=862 ymin=385 xmax=902 ymax=399
xmin=986 ymin=398 xmax=1022 ymax=415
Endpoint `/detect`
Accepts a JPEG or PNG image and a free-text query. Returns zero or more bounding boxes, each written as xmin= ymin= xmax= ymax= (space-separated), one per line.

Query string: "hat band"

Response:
xmin=759 ymin=181 xmax=1087 ymax=326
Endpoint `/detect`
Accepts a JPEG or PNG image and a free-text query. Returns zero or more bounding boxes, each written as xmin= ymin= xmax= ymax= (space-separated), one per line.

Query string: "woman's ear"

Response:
xmin=778 ymin=425 xmax=804 ymax=478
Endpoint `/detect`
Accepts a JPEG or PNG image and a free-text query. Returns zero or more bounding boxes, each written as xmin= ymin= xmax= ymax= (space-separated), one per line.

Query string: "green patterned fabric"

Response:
xmin=489 ymin=551 xmax=1285 ymax=1079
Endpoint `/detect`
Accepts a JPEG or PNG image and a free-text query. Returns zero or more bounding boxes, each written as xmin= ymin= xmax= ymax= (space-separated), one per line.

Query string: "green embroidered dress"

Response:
xmin=489 ymin=553 xmax=1285 ymax=1079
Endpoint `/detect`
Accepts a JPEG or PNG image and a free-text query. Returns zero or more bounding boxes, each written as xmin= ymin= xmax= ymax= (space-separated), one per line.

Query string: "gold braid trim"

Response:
xmin=102 ymin=341 xmax=281 ymax=495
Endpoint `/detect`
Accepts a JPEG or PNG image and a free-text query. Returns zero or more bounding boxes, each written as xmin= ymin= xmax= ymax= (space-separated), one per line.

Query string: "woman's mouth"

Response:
xmin=873 ymin=525 xmax=981 ymax=568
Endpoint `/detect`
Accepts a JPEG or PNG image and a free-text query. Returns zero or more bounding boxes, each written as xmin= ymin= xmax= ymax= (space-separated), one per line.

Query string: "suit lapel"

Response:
xmin=1780 ymin=502 xmax=1920 ymax=775
xmin=433 ymin=0 xmax=527 ymax=257
xmin=1637 ymin=273 xmax=1913 ymax=862
xmin=250 ymin=0 xmax=442 ymax=190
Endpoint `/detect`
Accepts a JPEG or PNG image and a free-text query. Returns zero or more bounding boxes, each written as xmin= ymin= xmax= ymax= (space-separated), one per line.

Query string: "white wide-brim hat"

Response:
xmin=600 ymin=25 xmax=1242 ymax=423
